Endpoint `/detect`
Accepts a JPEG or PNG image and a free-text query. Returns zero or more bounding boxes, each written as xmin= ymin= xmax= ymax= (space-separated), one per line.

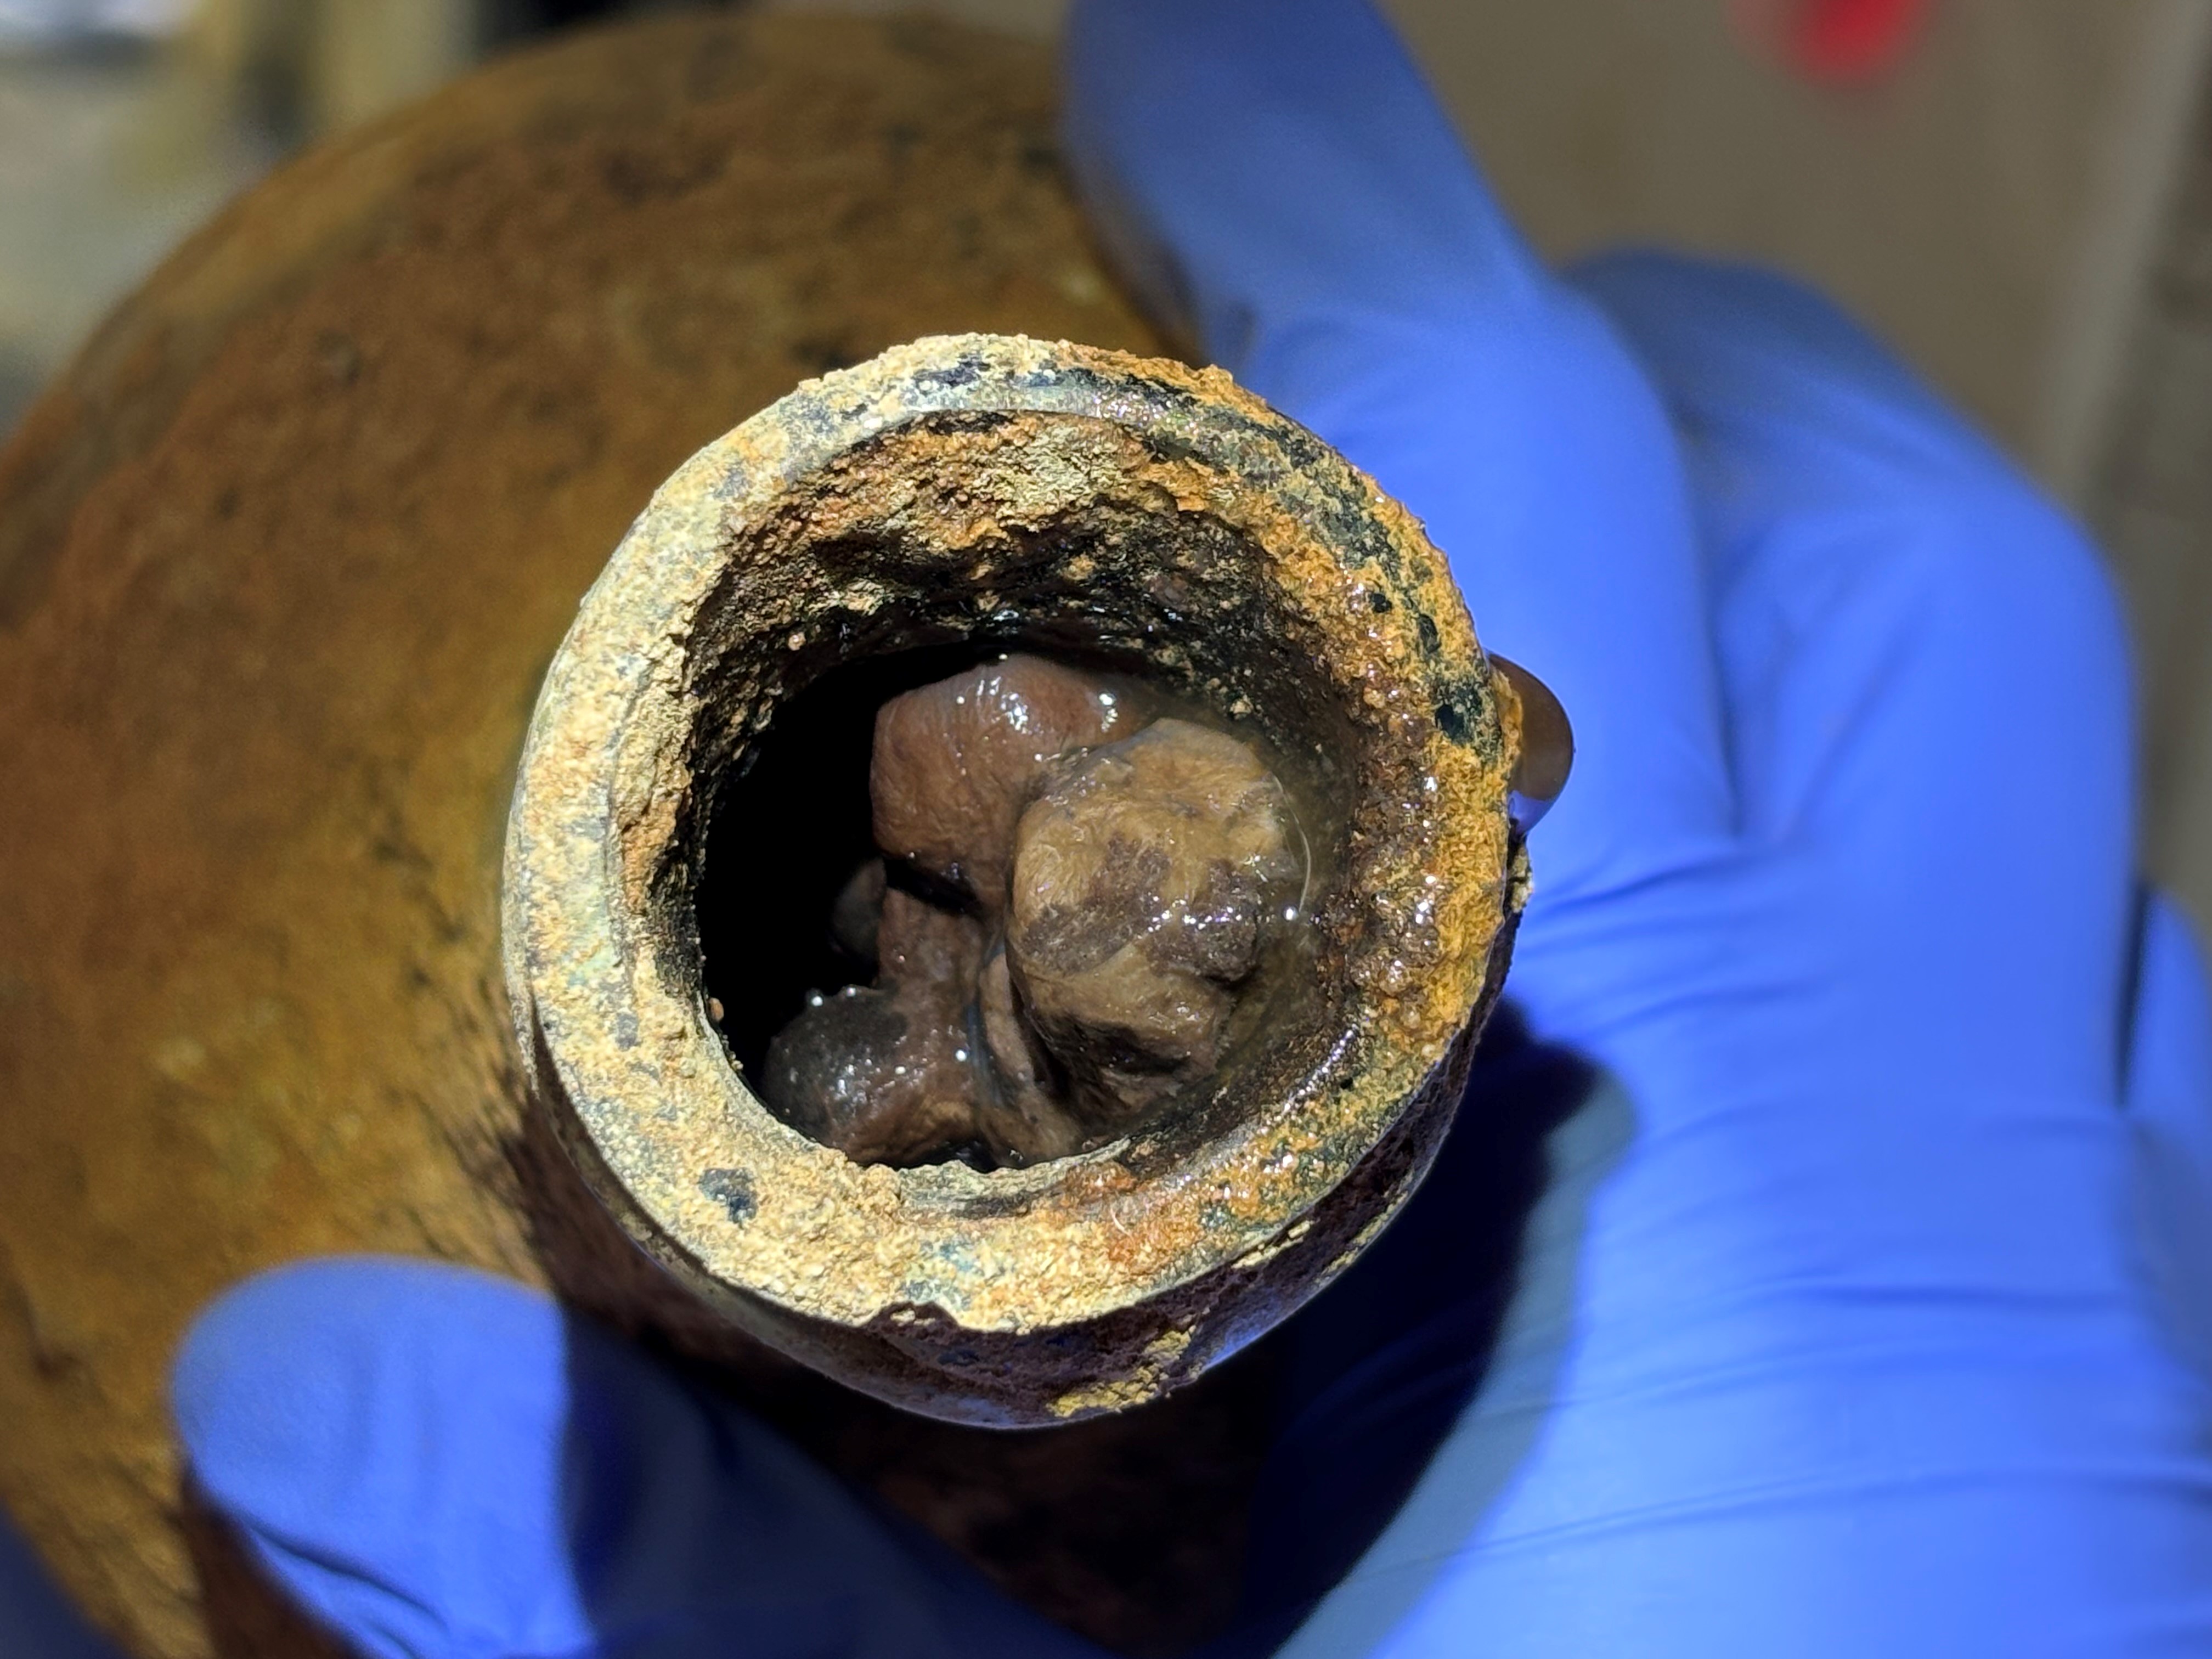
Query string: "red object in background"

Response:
xmin=1781 ymin=0 xmax=1931 ymax=83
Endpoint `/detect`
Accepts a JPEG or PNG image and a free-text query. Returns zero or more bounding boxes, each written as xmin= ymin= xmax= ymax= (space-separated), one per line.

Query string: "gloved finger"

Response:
xmin=1063 ymin=0 xmax=1734 ymax=975
xmin=172 ymin=1257 xmax=1099 ymax=1659
xmin=2125 ymin=890 xmax=2212 ymax=1379
xmin=1572 ymin=251 xmax=2135 ymax=1104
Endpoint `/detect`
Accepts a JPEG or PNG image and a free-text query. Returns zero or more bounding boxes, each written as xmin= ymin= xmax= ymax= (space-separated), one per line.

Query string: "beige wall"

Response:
xmin=1389 ymin=2 xmax=2212 ymax=496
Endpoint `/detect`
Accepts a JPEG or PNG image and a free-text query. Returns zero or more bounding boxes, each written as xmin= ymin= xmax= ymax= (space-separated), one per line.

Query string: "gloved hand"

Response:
xmin=166 ymin=2 xmax=2212 ymax=1656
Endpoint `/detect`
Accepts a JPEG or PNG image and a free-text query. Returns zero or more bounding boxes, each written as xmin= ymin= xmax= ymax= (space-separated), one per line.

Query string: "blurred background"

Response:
xmin=3 ymin=0 xmax=2209 ymax=930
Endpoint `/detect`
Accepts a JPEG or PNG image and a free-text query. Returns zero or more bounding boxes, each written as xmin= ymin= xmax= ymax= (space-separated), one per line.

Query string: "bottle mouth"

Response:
xmin=501 ymin=334 xmax=1529 ymax=1424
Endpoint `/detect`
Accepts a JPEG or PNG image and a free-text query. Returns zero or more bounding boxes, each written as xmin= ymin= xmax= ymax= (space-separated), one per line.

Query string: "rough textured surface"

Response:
xmin=1010 ymin=718 xmax=1304 ymax=1129
xmin=506 ymin=334 xmax=1525 ymax=1427
xmin=0 ymin=15 xmax=1183 ymax=1658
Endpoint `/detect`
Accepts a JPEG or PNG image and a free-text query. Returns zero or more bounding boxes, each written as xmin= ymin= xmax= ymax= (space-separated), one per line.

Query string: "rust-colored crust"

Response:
xmin=0 ymin=16 xmax=1168 ymax=1657
xmin=507 ymin=335 xmax=1523 ymax=1424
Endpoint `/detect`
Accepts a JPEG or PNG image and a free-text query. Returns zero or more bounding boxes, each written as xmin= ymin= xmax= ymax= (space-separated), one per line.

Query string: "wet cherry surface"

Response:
xmin=760 ymin=655 xmax=1305 ymax=1167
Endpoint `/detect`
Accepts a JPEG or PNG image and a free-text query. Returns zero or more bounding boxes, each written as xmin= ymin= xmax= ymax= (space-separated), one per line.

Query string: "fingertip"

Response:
xmin=1570 ymin=245 xmax=2127 ymax=684
xmin=1568 ymin=249 xmax=1949 ymax=440
xmin=173 ymin=1257 xmax=558 ymax=1503
xmin=1571 ymin=244 xmax=2130 ymax=751
xmin=1063 ymin=0 xmax=1543 ymax=359
xmin=171 ymin=1255 xmax=589 ymax=1657
xmin=171 ymin=1256 xmax=383 ymax=1485
xmin=1568 ymin=253 xmax=2097 ymax=590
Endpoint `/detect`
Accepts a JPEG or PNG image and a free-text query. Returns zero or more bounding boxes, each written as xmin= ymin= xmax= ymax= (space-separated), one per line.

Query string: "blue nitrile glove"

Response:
xmin=167 ymin=1 xmax=2212 ymax=1654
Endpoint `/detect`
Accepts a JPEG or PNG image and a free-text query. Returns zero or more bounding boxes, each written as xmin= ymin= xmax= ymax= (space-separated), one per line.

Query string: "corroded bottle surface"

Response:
xmin=0 ymin=16 xmax=1561 ymax=1657
xmin=504 ymin=332 xmax=1532 ymax=1427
